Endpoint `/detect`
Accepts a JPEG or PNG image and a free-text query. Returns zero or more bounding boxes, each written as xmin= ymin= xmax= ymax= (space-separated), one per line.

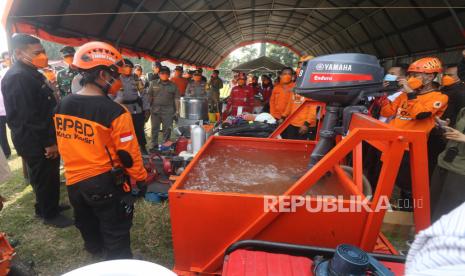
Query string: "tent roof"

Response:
xmin=4 ymin=0 xmax=465 ymax=68
xmin=232 ymin=56 xmax=286 ymax=72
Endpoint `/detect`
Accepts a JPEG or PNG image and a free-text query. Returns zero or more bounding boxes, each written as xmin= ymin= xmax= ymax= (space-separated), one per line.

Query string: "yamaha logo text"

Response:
xmin=315 ymin=63 xmax=353 ymax=71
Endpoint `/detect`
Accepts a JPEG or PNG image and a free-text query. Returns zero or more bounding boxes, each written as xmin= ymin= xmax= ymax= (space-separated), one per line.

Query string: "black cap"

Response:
xmin=193 ymin=70 xmax=202 ymax=76
xmin=152 ymin=61 xmax=162 ymax=68
xmin=175 ymin=66 xmax=183 ymax=71
xmin=60 ymin=46 xmax=75 ymax=56
xmin=123 ymin=58 xmax=134 ymax=68
xmin=159 ymin=66 xmax=170 ymax=74
xmin=187 ymin=70 xmax=195 ymax=75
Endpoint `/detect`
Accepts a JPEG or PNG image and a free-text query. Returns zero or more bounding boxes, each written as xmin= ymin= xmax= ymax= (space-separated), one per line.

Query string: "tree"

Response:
xmin=266 ymin=44 xmax=298 ymax=67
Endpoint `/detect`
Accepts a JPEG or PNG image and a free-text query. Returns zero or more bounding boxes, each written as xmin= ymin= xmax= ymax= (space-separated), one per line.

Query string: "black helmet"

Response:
xmin=159 ymin=66 xmax=170 ymax=74
xmin=123 ymin=58 xmax=134 ymax=68
xmin=60 ymin=46 xmax=75 ymax=57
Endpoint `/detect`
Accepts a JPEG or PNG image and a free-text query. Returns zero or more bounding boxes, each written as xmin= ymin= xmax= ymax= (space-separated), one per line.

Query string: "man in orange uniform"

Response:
xmin=170 ymin=66 xmax=188 ymax=96
xmin=54 ymin=42 xmax=147 ymax=259
xmin=225 ymin=73 xmax=254 ymax=117
xmin=380 ymin=57 xmax=448 ymax=210
xmin=270 ymin=67 xmax=295 ymax=121
xmin=282 ymin=93 xmax=318 ymax=140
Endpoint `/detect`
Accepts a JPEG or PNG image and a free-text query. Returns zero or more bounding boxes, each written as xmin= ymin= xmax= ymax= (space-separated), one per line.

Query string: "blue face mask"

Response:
xmin=384 ymin=74 xmax=398 ymax=82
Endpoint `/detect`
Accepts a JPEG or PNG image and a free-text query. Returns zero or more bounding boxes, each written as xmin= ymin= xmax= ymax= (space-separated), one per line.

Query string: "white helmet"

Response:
xmin=254 ymin=113 xmax=277 ymax=124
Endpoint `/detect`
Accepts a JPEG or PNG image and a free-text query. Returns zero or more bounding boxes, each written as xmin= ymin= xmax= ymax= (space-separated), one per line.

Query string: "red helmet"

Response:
xmin=73 ymin=41 xmax=124 ymax=73
xmin=408 ymin=57 xmax=442 ymax=74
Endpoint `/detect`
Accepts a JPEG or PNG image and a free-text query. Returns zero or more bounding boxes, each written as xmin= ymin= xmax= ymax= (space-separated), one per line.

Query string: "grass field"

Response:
xmin=0 ymin=144 xmax=174 ymax=275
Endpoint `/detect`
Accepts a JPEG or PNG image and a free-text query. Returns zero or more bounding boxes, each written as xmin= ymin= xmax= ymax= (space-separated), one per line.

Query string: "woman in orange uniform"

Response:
xmin=270 ymin=67 xmax=295 ymax=121
xmin=282 ymin=92 xmax=318 ymax=140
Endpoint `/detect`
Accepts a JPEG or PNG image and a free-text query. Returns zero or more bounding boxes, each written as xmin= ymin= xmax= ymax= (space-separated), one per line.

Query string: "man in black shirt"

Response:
xmin=1 ymin=34 xmax=72 ymax=228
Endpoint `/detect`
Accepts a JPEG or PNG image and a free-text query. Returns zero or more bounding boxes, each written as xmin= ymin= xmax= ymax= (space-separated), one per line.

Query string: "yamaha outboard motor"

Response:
xmin=295 ymin=53 xmax=385 ymax=168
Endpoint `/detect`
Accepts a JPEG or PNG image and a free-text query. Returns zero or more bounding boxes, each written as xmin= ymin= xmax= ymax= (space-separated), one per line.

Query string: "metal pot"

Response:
xmin=180 ymin=97 xmax=208 ymax=121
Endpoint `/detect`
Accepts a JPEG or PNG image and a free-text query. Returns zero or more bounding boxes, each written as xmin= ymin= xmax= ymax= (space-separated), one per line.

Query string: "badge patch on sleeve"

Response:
xmin=433 ymin=101 xmax=442 ymax=108
xmin=120 ymin=132 xmax=134 ymax=143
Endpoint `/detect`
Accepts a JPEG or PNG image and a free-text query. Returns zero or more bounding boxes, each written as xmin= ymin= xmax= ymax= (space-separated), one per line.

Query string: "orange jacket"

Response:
xmin=54 ymin=95 xmax=147 ymax=185
xmin=282 ymin=94 xmax=318 ymax=127
xmin=380 ymin=91 xmax=448 ymax=134
xmin=170 ymin=76 xmax=189 ymax=96
xmin=270 ymin=82 xmax=294 ymax=119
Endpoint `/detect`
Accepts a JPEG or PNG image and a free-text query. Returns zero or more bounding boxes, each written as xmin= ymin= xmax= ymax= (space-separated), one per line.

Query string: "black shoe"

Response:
xmin=43 ymin=214 xmax=74 ymax=228
xmin=84 ymin=244 xmax=104 ymax=256
xmin=58 ymin=204 xmax=71 ymax=212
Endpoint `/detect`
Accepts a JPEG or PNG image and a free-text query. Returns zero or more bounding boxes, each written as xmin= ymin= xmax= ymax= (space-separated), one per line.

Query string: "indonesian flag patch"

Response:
xmin=120 ymin=132 xmax=134 ymax=143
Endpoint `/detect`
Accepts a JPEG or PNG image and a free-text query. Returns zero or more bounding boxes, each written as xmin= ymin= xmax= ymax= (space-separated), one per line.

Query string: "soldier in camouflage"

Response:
xmin=56 ymin=46 xmax=78 ymax=97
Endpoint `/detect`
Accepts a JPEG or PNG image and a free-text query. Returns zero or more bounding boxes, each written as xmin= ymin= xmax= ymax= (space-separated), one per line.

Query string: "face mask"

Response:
xmin=43 ymin=71 xmax=56 ymax=82
xmin=104 ymin=77 xmax=122 ymax=96
xmin=160 ymin=74 xmax=169 ymax=81
xmin=63 ymin=56 xmax=73 ymax=65
xmin=25 ymin=53 xmax=48 ymax=68
xmin=193 ymin=76 xmax=201 ymax=82
xmin=3 ymin=59 xmax=11 ymax=67
xmin=407 ymin=77 xmax=423 ymax=90
xmin=295 ymin=68 xmax=301 ymax=76
xmin=122 ymin=67 xmax=132 ymax=76
xmin=442 ymin=75 xmax=456 ymax=87
xmin=238 ymin=79 xmax=245 ymax=86
xmin=174 ymin=71 xmax=182 ymax=77
xmin=384 ymin=74 xmax=398 ymax=82
xmin=281 ymin=75 xmax=292 ymax=84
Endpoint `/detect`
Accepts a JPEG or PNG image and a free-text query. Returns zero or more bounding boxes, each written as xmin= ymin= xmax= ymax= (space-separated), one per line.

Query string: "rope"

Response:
xmin=10 ymin=6 xmax=465 ymax=18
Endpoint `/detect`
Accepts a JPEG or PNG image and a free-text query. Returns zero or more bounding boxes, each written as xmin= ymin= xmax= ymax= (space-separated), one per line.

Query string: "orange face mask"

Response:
xmin=26 ymin=53 xmax=48 ymax=69
xmin=442 ymin=75 xmax=456 ymax=87
xmin=160 ymin=74 xmax=169 ymax=81
xmin=122 ymin=67 xmax=132 ymax=76
xmin=107 ymin=78 xmax=122 ymax=96
xmin=407 ymin=77 xmax=423 ymax=90
xmin=63 ymin=56 xmax=73 ymax=65
xmin=193 ymin=76 xmax=201 ymax=82
xmin=238 ymin=79 xmax=245 ymax=86
xmin=43 ymin=71 xmax=56 ymax=82
xmin=281 ymin=74 xmax=292 ymax=84
xmin=3 ymin=59 xmax=11 ymax=67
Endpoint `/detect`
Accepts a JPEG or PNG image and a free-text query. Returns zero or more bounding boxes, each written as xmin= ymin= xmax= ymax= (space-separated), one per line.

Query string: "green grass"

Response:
xmin=0 ymin=152 xmax=173 ymax=275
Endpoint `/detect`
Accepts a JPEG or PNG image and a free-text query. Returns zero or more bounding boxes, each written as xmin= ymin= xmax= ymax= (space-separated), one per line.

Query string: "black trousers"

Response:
xmin=67 ymin=172 xmax=133 ymax=260
xmin=430 ymin=166 xmax=465 ymax=222
xmin=23 ymin=155 xmax=60 ymax=219
xmin=132 ymin=113 xmax=146 ymax=147
xmin=0 ymin=116 xmax=11 ymax=158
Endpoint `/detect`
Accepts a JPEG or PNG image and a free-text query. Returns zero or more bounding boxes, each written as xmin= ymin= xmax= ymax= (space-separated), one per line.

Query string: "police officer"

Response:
xmin=2 ymin=34 xmax=72 ymax=228
xmin=185 ymin=70 xmax=207 ymax=97
xmin=147 ymin=66 xmax=180 ymax=152
xmin=115 ymin=59 xmax=150 ymax=155
xmin=57 ymin=46 xmax=78 ymax=97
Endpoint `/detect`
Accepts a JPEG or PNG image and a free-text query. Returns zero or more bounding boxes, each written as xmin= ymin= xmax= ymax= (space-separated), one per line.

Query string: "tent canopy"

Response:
xmin=4 ymin=0 xmax=465 ymax=68
xmin=232 ymin=56 xmax=286 ymax=74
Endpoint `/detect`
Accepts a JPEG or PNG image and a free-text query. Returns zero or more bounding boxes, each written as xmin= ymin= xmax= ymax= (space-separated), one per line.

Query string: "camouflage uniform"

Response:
xmin=57 ymin=68 xmax=78 ymax=97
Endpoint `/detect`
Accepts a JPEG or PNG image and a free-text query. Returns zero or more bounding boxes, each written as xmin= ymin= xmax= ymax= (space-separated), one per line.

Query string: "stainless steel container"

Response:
xmin=191 ymin=124 xmax=206 ymax=155
xmin=180 ymin=97 xmax=208 ymax=121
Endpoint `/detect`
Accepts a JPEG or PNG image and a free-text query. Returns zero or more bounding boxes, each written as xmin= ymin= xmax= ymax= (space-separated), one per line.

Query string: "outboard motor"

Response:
xmin=295 ymin=53 xmax=385 ymax=168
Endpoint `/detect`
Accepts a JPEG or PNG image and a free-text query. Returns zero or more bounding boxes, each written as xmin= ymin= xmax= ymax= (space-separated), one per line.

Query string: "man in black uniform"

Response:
xmin=2 ymin=34 xmax=72 ymax=228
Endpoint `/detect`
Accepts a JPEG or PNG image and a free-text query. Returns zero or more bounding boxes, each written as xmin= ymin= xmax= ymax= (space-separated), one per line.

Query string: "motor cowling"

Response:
xmin=295 ymin=53 xmax=384 ymax=105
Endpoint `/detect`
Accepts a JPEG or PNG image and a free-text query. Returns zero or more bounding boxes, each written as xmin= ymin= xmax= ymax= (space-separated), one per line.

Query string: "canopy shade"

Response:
xmin=4 ymin=0 xmax=465 ymax=68
xmin=232 ymin=56 xmax=286 ymax=73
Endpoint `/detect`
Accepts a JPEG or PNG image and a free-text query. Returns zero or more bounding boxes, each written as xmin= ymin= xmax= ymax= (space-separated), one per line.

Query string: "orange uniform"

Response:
xmin=170 ymin=76 xmax=189 ymax=96
xmin=380 ymin=91 xmax=448 ymax=134
xmin=283 ymin=93 xmax=318 ymax=127
xmin=270 ymin=82 xmax=294 ymax=119
xmin=54 ymin=95 xmax=147 ymax=185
